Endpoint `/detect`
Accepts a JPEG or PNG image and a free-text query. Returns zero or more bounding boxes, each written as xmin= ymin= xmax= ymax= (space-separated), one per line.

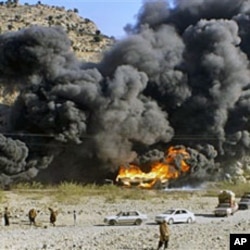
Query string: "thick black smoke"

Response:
xmin=1 ymin=0 xmax=250 ymax=186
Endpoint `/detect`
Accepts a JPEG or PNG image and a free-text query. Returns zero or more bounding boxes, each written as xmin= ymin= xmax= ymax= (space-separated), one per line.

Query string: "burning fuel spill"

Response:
xmin=1 ymin=0 xmax=250 ymax=188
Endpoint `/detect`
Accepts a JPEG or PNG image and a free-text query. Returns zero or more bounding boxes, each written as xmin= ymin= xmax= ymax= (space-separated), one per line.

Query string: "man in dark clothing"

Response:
xmin=48 ymin=207 xmax=58 ymax=226
xmin=4 ymin=207 xmax=10 ymax=226
xmin=157 ymin=219 xmax=170 ymax=249
xmin=73 ymin=210 xmax=76 ymax=226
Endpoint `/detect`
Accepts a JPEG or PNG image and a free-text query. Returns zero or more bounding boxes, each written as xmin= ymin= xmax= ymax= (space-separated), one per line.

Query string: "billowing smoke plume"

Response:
xmin=1 ymin=0 xmax=250 ymax=186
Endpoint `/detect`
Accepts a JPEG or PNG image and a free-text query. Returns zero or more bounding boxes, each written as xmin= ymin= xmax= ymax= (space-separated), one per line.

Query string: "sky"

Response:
xmin=19 ymin=0 xmax=174 ymax=39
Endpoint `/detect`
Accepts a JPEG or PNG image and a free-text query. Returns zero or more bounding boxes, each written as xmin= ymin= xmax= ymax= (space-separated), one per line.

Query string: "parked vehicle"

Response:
xmin=238 ymin=192 xmax=250 ymax=210
xmin=155 ymin=208 xmax=196 ymax=224
xmin=214 ymin=203 xmax=238 ymax=216
xmin=103 ymin=210 xmax=147 ymax=226
xmin=214 ymin=190 xmax=238 ymax=216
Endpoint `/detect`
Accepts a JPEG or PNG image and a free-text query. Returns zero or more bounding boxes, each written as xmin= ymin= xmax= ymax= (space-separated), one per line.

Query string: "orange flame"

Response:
xmin=116 ymin=146 xmax=191 ymax=188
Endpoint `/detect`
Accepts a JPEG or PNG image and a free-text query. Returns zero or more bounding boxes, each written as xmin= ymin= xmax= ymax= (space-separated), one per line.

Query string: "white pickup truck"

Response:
xmin=214 ymin=202 xmax=238 ymax=217
xmin=214 ymin=190 xmax=239 ymax=217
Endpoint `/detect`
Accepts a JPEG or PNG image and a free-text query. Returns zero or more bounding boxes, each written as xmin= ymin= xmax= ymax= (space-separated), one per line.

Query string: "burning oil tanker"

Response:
xmin=0 ymin=0 xmax=250 ymax=187
xmin=116 ymin=146 xmax=191 ymax=188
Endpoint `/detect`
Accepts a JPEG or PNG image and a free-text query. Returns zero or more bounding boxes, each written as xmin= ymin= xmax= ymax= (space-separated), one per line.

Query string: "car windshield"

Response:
xmin=163 ymin=209 xmax=175 ymax=214
xmin=241 ymin=196 xmax=250 ymax=199
xmin=218 ymin=204 xmax=230 ymax=208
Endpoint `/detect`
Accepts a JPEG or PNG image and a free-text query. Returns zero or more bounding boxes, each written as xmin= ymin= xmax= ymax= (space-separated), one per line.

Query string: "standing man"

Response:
xmin=28 ymin=208 xmax=39 ymax=226
xmin=157 ymin=219 xmax=170 ymax=249
xmin=4 ymin=207 xmax=10 ymax=226
xmin=48 ymin=207 xmax=58 ymax=226
xmin=73 ymin=210 xmax=76 ymax=226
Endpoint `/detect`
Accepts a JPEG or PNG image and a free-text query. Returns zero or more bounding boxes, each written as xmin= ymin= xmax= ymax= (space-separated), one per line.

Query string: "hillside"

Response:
xmin=0 ymin=1 xmax=114 ymax=62
xmin=0 ymin=0 xmax=115 ymax=131
xmin=0 ymin=0 xmax=114 ymax=106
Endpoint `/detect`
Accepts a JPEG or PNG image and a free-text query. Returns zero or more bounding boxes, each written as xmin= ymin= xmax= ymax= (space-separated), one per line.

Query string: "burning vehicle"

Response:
xmin=1 ymin=0 xmax=250 ymax=187
xmin=116 ymin=146 xmax=191 ymax=189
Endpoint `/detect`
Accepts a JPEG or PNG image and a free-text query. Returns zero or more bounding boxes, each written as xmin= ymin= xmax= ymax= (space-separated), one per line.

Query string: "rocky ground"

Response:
xmin=1 ymin=189 xmax=250 ymax=250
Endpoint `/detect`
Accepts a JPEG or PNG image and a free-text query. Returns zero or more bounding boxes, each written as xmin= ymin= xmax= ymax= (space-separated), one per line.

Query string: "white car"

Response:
xmin=155 ymin=208 xmax=196 ymax=224
xmin=104 ymin=210 xmax=147 ymax=226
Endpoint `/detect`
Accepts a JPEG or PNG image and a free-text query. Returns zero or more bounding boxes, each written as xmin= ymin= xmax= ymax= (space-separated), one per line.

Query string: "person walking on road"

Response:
xmin=157 ymin=219 xmax=170 ymax=249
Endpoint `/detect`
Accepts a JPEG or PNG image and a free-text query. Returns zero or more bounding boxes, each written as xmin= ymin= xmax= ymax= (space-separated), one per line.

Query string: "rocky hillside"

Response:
xmin=0 ymin=0 xmax=115 ymax=129
xmin=0 ymin=1 xmax=114 ymax=62
xmin=0 ymin=0 xmax=114 ymax=105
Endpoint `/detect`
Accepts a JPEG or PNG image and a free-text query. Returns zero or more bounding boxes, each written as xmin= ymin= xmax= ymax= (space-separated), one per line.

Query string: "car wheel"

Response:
xmin=135 ymin=219 xmax=142 ymax=225
xmin=109 ymin=220 xmax=117 ymax=226
xmin=187 ymin=217 xmax=193 ymax=224
xmin=168 ymin=218 xmax=174 ymax=225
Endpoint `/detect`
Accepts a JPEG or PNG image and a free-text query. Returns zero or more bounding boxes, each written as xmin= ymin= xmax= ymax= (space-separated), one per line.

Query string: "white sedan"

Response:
xmin=155 ymin=208 xmax=196 ymax=224
xmin=104 ymin=210 xmax=147 ymax=226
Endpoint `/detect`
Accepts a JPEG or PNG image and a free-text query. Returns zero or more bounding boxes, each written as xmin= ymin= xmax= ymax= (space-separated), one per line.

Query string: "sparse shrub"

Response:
xmin=85 ymin=18 xmax=90 ymax=23
xmin=13 ymin=181 xmax=45 ymax=190
xmin=7 ymin=24 xmax=13 ymax=30
xmin=8 ymin=181 xmax=211 ymax=204
xmin=93 ymin=35 xmax=102 ymax=43
xmin=15 ymin=14 xmax=21 ymax=20
xmin=57 ymin=181 xmax=83 ymax=195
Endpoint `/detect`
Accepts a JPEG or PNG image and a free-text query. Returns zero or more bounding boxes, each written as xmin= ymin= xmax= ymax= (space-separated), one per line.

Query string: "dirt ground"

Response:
xmin=1 ymin=189 xmax=250 ymax=250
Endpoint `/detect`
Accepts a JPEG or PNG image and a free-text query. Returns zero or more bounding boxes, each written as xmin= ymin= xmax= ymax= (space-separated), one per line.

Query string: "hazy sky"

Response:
xmin=19 ymin=0 xmax=145 ymax=39
xmin=19 ymin=0 xmax=175 ymax=39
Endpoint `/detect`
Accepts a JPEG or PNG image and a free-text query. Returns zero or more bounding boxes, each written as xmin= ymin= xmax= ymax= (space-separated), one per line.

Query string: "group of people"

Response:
xmin=3 ymin=206 xmax=169 ymax=249
xmin=2 ymin=207 xmax=59 ymax=227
